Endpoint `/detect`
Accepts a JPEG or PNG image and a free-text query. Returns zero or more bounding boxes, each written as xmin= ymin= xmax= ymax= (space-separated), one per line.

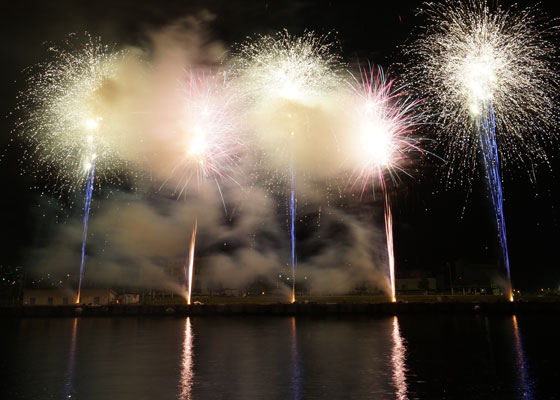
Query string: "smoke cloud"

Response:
xmin=23 ymin=14 xmax=394 ymax=300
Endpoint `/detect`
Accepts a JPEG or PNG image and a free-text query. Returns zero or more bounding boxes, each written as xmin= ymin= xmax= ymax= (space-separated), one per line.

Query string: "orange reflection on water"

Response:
xmin=391 ymin=316 xmax=408 ymax=400
xmin=512 ymin=315 xmax=534 ymax=399
xmin=64 ymin=317 xmax=78 ymax=398
xmin=290 ymin=317 xmax=301 ymax=400
xmin=179 ymin=317 xmax=194 ymax=400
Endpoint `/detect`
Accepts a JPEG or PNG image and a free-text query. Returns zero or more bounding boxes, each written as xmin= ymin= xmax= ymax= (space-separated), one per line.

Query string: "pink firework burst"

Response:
xmin=345 ymin=65 xmax=423 ymax=303
xmin=348 ymin=66 xmax=423 ymax=196
xmin=166 ymin=70 xmax=243 ymax=198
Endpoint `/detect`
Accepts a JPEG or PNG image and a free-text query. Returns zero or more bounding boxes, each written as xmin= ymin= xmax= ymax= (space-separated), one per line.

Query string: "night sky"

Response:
xmin=1 ymin=0 xmax=559 ymax=291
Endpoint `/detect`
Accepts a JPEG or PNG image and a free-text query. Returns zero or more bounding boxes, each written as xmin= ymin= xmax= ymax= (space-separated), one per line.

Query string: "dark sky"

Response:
xmin=1 ymin=0 xmax=559 ymax=290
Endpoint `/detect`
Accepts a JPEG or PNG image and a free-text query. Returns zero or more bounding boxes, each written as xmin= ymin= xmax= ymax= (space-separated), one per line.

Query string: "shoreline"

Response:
xmin=2 ymin=300 xmax=560 ymax=317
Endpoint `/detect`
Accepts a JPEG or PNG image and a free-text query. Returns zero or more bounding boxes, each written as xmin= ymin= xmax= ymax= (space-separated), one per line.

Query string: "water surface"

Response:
xmin=1 ymin=314 xmax=558 ymax=399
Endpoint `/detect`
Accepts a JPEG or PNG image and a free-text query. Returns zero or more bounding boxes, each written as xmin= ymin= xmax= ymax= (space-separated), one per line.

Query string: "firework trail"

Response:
xmin=347 ymin=67 xmax=422 ymax=302
xmin=384 ymin=188 xmax=396 ymax=303
xmin=290 ymin=164 xmax=296 ymax=303
xmin=403 ymin=0 xmax=558 ymax=299
xmin=478 ymin=104 xmax=511 ymax=300
xmin=186 ymin=219 xmax=198 ymax=305
xmin=233 ymin=30 xmax=342 ymax=302
xmin=77 ymin=157 xmax=95 ymax=303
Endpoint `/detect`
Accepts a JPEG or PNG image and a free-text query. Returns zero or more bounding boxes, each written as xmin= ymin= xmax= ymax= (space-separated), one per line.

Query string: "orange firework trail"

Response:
xmin=347 ymin=66 xmax=422 ymax=302
xmin=384 ymin=188 xmax=396 ymax=303
xmin=186 ymin=219 xmax=198 ymax=305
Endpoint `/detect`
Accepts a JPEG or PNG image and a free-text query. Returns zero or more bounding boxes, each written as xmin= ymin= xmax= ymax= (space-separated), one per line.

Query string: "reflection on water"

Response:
xmin=391 ymin=316 xmax=408 ymax=400
xmin=290 ymin=317 xmax=302 ymax=400
xmin=3 ymin=315 xmax=560 ymax=400
xmin=63 ymin=318 xmax=78 ymax=399
xmin=179 ymin=317 xmax=194 ymax=400
xmin=512 ymin=315 xmax=535 ymax=400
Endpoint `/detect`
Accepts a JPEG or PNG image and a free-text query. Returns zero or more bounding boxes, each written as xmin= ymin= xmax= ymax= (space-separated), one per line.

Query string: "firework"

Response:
xmin=232 ymin=30 xmax=344 ymax=175
xmin=347 ymin=68 xmax=422 ymax=194
xmin=19 ymin=33 xmax=131 ymax=194
xmin=76 ymin=158 xmax=95 ymax=303
xmin=289 ymin=165 xmax=296 ymax=303
xmin=18 ymin=33 xmax=133 ymax=302
xmin=186 ymin=219 xmax=198 ymax=305
xmin=165 ymin=72 xmax=242 ymax=305
xmin=166 ymin=71 xmax=243 ymax=200
xmin=233 ymin=30 xmax=342 ymax=105
xmin=346 ymin=67 xmax=422 ymax=302
xmin=233 ymin=30 xmax=343 ymax=302
xmin=403 ymin=0 xmax=558 ymax=180
xmin=404 ymin=0 xmax=558 ymax=299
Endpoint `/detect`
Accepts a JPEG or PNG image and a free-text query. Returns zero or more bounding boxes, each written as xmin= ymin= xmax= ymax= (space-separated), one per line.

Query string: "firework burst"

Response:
xmin=165 ymin=70 xmax=243 ymax=200
xmin=18 ymin=33 xmax=131 ymax=194
xmin=165 ymin=71 xmax=243 ymax=305
xmin=231 ymin=30 xmax=344 ymax=172
xmin=233 ymin=30 xmax=342 ymax=105
xmin=403 ymin=0 xmax=558 ymax=182
xmin=17 ymin=33 xmax=135 ymax=302
xmin=346 ymin=66 xmax=422 ymax=302
xmin=404 ymin=0 xmax=558 ymax=300
xmin=232 ymin=30 xmax=343 ymax=302
xmin=347 ymin=67 xmax=422 ymax=193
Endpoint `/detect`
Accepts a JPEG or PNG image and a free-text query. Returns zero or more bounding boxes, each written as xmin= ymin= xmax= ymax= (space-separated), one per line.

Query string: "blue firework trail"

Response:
xmin=77 ymin=161 xmax=96 ymax=303
xmin=290 ymin=164 xmax=296 ymax=303
xmin=478 ymin=103 xmax=512 ymax=298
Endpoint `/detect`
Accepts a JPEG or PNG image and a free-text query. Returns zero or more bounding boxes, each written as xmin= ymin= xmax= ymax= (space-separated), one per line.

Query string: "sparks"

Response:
xmin=348 ymin=67 xmax=422 ymax=192
xmin=165 ymin=71 xmax=242 ymax=200
xmin=404 ymin=0 xmax=557 ymax=299
xmin=17 ymin=33 xmax=132 ymax=303
xmin=18 ymin=33 xmax=131 ymax=194
xmin=403 ymin=0 xmax=558 ymax=182
xmin=346 ymin=67 xmax=422 ymax=303
xmin=168 ymin=72 xmax=242 ymax=306
xmin=233 ymin=31 xmax=342 ymax=303
xmin=233 ymin=29 xmax=342 ymax=106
